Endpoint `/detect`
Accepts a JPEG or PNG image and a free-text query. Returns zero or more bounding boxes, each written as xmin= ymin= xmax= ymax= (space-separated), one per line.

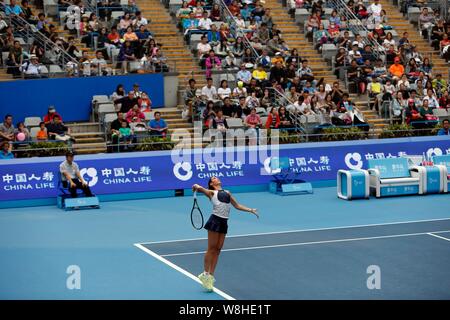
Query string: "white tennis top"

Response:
xmin=211 ymin=190 xmax=231 ymax=219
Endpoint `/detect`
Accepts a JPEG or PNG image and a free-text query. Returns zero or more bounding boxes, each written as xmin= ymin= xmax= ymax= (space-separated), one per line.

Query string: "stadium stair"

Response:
xmin=380 ymin=0 xmax=448 ymax=79
xmin=136 ymin=0 xmax=207 ymax=86
xmin=267 ymin=0 xmax=389 ymax=136
xmin=135 ymin=0 xmax=209 ymax=147
xmin=67 ymin=122 xmax=107 ymax=154
xmin=27 ymin=3 xmax=119 ymax=73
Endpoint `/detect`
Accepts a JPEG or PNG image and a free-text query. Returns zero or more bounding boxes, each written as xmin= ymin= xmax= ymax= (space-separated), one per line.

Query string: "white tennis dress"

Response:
xmin=211 ymin=190 xmax=231 ymax=219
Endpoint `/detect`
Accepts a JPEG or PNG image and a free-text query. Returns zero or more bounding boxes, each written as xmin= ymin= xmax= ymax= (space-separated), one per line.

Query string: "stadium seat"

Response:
xmin=255 ymin=107 xmax=267 ymax=116
xmin=169 ymin=0 xmax=184 ymax=15
xmin=2 ymin=52 xmax=9 ymax=66
xmin=144 ymin=111 xmax=155 ymax=121
xmin=433 ymin=108 xmax=449 ymax=119
xmin=111 ymin=11 xmax=125 ymax=20
xmin=92 ymin=95 xmax=110 ymax=104
xmin=49 ymin=65 xmax=64 ymax=75
xmin=260 ymin=116 xmax=268 ymax=126
xmin=16 ymin=38 xmax=26 ymax=46
xmin=189 ymin=34 xmax=204 ymax=50
xmin=40 ymin=65 xmax=49 ymax=75
xmin=322 ymin=44 xmax=337 ymax=61
xmin=407 ymin=7 xmax=422 ymax=23
xmin=98 ymin=103 xmax=116 ymax=115
xmin=226 ymin=118 xmax=244 ymax=129
xmin=294 ymin=9 xmax=309 ymax=25
xmin=104 ymin=113 xmax=118 ymax=124
xmin=24 ymin=117 xmax=42 ymax=128
xmin=30 ymin=127 xmax=40 ymax=139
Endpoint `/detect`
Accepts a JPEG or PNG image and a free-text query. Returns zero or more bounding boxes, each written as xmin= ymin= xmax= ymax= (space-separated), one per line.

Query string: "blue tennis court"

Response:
xmin=1 ymin=187 xmax=450 ymax=299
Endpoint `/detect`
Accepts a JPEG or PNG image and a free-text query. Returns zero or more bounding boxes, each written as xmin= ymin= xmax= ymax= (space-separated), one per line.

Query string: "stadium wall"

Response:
xmin=0 ymin=73 xmax=171 ymax=122
xmin=0 ymin=136 xmax=449 ymax=208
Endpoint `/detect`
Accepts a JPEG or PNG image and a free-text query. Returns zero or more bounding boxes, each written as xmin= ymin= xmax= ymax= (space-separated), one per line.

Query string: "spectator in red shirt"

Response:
xmin=229 ymin=0 xmax=240 ymax=16
xmin=439 ymin=90 xmax=450 ymax=109
xmin=138 ymin=92 xmax=152 ymax=112
xmin=126 ymin=105 xmax=145 ymax=123
xmin=43 ymin=106 xmax=62 ymax=124
xmin=405 ymin=99 xmax=423 ymax=124
xmin=265 ymin=107 xmax=280 ymax=129
xmin=210 ymin=4 xmax=221 ymax=21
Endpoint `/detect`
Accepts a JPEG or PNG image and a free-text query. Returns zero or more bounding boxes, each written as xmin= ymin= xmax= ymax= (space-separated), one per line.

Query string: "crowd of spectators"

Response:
xmin=178 ymin=0 xmax=371 ymax=134
xmin=107 ymin=83 xmax=168 ymax=151
xmin=315 ymin=0 xmax=450 ymax=129
xmin=0 ymin=106 xmax=75 ymax=158
xmin=1 ymin=0 xmax=166 ymax=78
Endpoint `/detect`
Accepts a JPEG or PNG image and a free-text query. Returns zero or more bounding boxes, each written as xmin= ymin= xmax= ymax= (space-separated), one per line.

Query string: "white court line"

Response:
xmin=158 ymin=230 xmax=450 ymax=258
xmin=133 ymin=243 xmax=235 ymax=301
xmin=428 ymin=232 xmax=450 ymax=242
xmin=138 ymin=217 xmax=450 ymax=245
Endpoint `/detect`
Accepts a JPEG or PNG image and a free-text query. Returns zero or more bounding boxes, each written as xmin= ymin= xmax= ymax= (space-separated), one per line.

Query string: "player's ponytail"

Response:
xmin=208 ymin=177 xmax=214 ymax=190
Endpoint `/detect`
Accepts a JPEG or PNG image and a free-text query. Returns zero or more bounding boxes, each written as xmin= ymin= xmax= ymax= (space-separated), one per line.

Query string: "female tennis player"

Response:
xmin=192 ymin=176 xmax=258 ymax=291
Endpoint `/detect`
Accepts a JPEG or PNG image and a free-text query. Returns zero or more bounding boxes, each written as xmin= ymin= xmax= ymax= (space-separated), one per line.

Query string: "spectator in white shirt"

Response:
xmin=198 ymin=11 xmax=213 ymax=30
xmin=90 ymin=51 xmax=111 ymax=76
xmin=201 ymin=77 xmax=218 ymax=101
xmin=368 ymin=0 xmax=382 ymax=23
xmin=217 ymin=80 xmax=232 ymax=100
xmin=348 ymin=43 xmax=363 ymax=64
xmin=423 ymin=89 xmax=440 ymax=108
xmin=236 ymin=63 xmax=252 ymax=85
xmin=197 ymin=35 xmax=212 ymax=62
xmin=233 ymin=81 xmax=248 ymax=97
xmin=20 ymin=55 xmax=43 ymax=79
xmin=132 ymin=11 xmax=148 ymax=29
xmin=235 ymin=14 xmax=246 ymax=29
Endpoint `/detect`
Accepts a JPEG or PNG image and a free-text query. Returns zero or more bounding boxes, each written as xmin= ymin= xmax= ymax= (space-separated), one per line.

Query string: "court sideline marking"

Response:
xmin=138 ymin=217 xmax=450 ymax=245
xmin=155 ymin=229 xmax=450 ymax=257
xmin=134 ymin=243 xmax=235 ymax=301
xmin=428 ymin=232 xmax=450 ymax=242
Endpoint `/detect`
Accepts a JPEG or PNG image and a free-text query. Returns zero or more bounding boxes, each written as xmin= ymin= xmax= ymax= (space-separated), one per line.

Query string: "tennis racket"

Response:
xmin=190 ymin=191 xmax=204 ymax=230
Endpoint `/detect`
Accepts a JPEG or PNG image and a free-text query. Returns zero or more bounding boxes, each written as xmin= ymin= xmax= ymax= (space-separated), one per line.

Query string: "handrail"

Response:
xmin=214 ymin=0 xmax=260 ymax=62
xmin=1 ymin=2 xmax=79 ymax=73
xmin=328 ymin=0 xmax=385 ymax=60
xmin=266 ymin=87 xmax=308 ymax=135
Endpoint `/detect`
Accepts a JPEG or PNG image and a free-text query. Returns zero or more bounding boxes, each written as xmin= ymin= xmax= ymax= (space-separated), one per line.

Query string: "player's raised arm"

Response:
xmin=192 ymin=184 xmax=214 ymax=199
xmin=229 ymin=192 xmax=258 ymax=218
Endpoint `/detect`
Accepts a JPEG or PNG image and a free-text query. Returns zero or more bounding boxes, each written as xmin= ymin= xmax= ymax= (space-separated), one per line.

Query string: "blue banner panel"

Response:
xmin=0 ymin=73 xmax=164 ymax=122
xmin=0 ymin=136 xmax=449 ymax=202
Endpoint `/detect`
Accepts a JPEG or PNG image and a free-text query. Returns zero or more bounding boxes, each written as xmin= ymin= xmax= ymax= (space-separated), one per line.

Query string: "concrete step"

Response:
xmin=67 ymin=122 xmax=101 ymax=134
xmin=74 ymin=148 xmax=108 ymax=154
xmin=73 ymin=142 xmax=107 ymax=149
xmin=71 ymin=132 xmax=105 ymax=138
xmin=74 ymin=137 xmax=105 ymax=143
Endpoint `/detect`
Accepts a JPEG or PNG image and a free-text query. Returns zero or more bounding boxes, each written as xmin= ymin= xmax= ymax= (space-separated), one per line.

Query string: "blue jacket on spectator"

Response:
xmin=437 ymin=128 xmax=450 ymax=136
xmin=5 ymin=4 xmax=22 ymax=16
xmin=118 ymin=45 xmax=135 ymax=61
xmin=136 ymin=30 xmax=152 ymax=40
xmin=208 ymin=31 xmax=221 ymax=43
xmin=0 ymin=151 xmax=14 ymax=159
xmin=183 ymin=18 xmax=199 ymax=30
